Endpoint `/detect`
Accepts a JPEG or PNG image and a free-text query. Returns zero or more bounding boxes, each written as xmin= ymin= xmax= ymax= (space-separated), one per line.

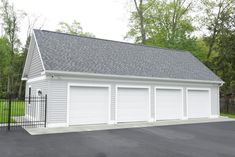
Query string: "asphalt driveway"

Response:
xmin=1 ymin=122 xmax=235 ymax=157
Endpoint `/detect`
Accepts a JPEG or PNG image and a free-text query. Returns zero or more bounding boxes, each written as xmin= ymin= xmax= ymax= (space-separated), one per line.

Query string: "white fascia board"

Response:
xmin=45 ymin=70 xmax=224 ymax=85
xmin=27 ymin=75 xmax=46 ymax=83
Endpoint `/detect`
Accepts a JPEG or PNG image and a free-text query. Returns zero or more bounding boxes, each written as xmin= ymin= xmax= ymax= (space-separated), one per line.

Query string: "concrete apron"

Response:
xmin=25 ymin=117 xmax=235 ymax=135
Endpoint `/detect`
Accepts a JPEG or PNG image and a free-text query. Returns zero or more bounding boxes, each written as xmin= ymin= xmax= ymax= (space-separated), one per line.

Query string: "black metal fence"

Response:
xmin=0 ymin=95 xmax=47 ymax=131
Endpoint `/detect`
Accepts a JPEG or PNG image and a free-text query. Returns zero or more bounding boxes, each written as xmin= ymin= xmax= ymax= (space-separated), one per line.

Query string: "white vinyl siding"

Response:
xmin=27 ymin=37 xmax=44 ymax=79
xmin=26 ymin=80 xmax=48 ymax=96
xmin=25 ymin=80 xmax=48 ymax=121
xmin=43 ymin=76 xmax=219 ymax=126
xmin=47 ymin=80 xmax=67 ymax=124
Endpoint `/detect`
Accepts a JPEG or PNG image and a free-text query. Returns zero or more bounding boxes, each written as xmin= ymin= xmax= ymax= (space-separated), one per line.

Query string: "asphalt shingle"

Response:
xmin=34 ymin=29 xmax=222 ymax=82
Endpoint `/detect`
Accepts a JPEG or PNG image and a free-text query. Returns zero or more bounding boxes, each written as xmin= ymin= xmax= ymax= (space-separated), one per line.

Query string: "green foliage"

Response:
xmin=221 ymin=113 xmax=235 ymax=119
xmin=0 ymin=0 xmax=25 ymax=51
xmin=127 ymin=0 xmax=195 ymax=51
xmin=57 ymin=20 xmax=95 ymax=37
xmin=201 ymin=0 xmax=235 ymax=95
xmin=213 ymin=30 xmax=235 ymax=95
xmin=0 ymin=37 xmax=11 ymax=97
xmin=0 ymin=100 xmax=25 ymax=123
xmin=127 ymin=0 xmax=235 ymax=97
xmin=200 ymin=0 xmax=235 ymax=59
xmin=0 ymin=0 xmax=25 ymax=97
xmin=0 ymin=37 xmax=10 ymax=73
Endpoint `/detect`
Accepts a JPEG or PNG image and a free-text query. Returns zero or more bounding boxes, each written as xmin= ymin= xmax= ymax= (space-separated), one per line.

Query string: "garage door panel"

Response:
xmin=187 ymin=89 xmax=210 ymax=118
xmin=117 ymin=88 xmax=149 ymax=122
xmin=156 ymin=89 xmax=183 ymax=120
xmin=69 ymin=86 xmax=109 ymax=125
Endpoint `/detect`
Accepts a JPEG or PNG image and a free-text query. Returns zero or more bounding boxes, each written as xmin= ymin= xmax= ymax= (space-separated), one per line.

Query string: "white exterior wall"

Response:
xmin=25 ymin=79 xmax=48 ymax=96
xmin=34 ymin=75 xmax=221 ymax=127
xmin=25 ymin=79 xmax=49 ymax=121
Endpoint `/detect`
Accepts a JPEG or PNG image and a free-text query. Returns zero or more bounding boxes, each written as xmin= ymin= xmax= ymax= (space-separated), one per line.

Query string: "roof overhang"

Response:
xmin=45 ymin=70 xmax=224 ymax=85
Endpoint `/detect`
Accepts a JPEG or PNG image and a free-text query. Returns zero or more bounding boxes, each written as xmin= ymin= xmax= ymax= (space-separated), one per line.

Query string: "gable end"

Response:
xmin=22 ymin=33 xmax=45 ymax=80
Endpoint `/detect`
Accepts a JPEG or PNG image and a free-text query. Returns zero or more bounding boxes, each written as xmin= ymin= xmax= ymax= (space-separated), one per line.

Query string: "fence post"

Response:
xmin=44 ymin=95 xmax=47 ymax=128
xmin=8 ymin=95 xmax=12 ymax=131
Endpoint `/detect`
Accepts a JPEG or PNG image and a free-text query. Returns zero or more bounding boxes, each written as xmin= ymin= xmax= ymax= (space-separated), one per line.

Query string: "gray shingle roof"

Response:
xmin=34 ymin=29 xmax=222 ymax=82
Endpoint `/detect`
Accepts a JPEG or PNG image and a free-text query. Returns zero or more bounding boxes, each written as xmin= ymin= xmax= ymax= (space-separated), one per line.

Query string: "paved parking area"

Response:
xmin=1 ymin=121 xmax=235 ymax=157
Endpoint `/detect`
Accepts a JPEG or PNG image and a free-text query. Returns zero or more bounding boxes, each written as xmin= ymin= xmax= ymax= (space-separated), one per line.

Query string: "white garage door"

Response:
xmin=187 ymin=89 xmax=210 ymax=118
xmin=116 ymin=87 xmax=150 ymax=122
xmin=69 ymin=86 xmax=109 ymax=125
xmin=155 ymin=88 xmax=183 ymax=120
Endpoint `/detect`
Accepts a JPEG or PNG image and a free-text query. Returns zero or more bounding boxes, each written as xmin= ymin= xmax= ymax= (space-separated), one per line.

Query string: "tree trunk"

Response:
xmin=134 ymin=0 xmax=146 ymax=44
xmin=139 ymin=10 xmax=146 ymax=44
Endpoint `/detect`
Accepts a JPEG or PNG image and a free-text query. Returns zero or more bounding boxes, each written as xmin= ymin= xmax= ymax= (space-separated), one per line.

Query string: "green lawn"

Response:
xmin=221 ymin=113 xmax=235 ymax=119
xmin=0 ymin=100 xmax=25 ymax=123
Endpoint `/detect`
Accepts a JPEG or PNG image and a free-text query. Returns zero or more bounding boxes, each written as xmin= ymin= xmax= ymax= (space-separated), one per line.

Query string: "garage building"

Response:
xmin=22 ymin=30 xmax=223 ymax=127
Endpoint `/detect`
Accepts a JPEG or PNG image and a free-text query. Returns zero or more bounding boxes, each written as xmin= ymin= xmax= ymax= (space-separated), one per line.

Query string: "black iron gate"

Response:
xmin=0 ymin=95 xmax=47 ymax=131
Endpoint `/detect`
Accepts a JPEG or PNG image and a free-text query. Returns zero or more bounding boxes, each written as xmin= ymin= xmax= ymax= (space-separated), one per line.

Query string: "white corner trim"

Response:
xmin=186 ymin=87 xmax=212 ymax=118
xmin=115 ymin=85 xmax=152 ymax=122
xmin=154 ymin=86 xmax=184 ymax=121
xmin=217 ymin=86 xmax=220 ymax=116
xmin=33 ymin=31 xmax=46 ymax=72
xmin=27 ymin=75 xmax=46 ymax=83
xmin=66 ymin=83 xmax=112 ymax=126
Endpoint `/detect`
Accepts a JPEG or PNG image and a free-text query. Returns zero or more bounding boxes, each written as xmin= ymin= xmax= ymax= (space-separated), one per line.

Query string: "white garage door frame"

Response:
xmin=186 ymin=87 xmax=212 ymax=119
xmin=67 ymin=83 xmax=111 ymax=126
xmin=115 ymin=85 xmax=152 ymax=123
xmin=154 ymin=86 xmax=184 ymax=121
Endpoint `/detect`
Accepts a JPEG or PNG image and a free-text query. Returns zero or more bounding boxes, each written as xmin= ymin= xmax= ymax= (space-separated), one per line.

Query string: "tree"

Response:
xmin=126 ymin=0 xmax=156 ymax=44
xmin=201 ymin=1 xmax=235 ymax=110
xmin=0 ymin=37 xmax=10 ymax=97
xmin=17 ymin=36 xmax=30 ymax=98
xmin=126 ymin=0 xmax=195 ymax=51
xmin=0 ymin=0 xmax=25 ymax=96
xmin=213 ymin=24 xmax=235 ymax=94
xmin=56 ymin=20 xmax=95 ymax=37
xmin=133 ymin=0 xmax=147 ymax=44
xmin=200 ymin=0 xmax=235 ymax=59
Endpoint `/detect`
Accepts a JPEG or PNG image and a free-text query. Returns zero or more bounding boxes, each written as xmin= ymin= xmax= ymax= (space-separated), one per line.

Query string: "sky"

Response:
xmin=8 ymin=0 xmax=132 ymax=44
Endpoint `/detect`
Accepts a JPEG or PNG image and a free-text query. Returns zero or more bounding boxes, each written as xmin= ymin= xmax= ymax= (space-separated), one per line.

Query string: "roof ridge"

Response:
xmin=33 ymin=29 xmax=190 ymax=54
